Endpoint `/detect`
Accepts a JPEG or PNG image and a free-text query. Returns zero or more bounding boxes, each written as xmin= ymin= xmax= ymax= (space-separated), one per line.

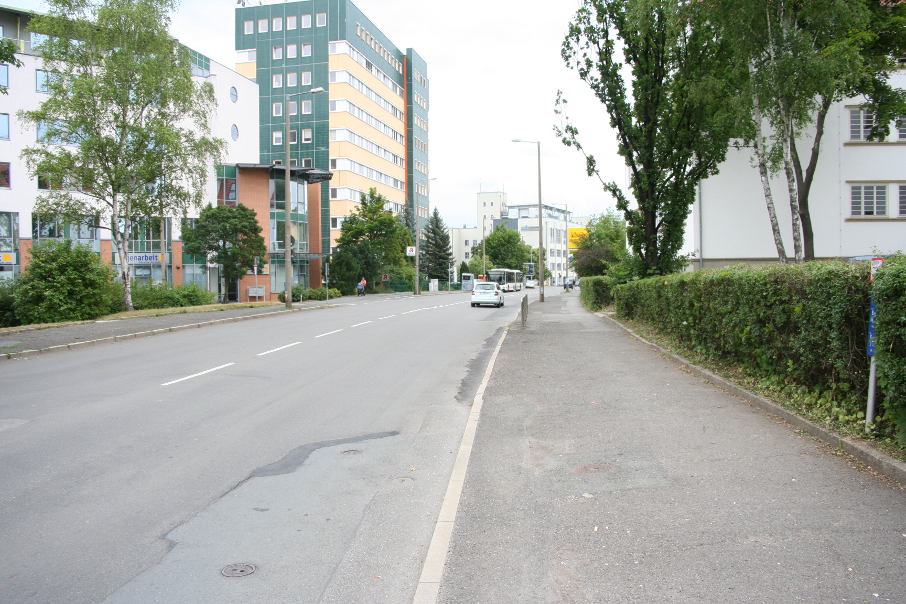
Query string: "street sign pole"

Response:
xmin=865 ymin=257 xmax=884 ymax=432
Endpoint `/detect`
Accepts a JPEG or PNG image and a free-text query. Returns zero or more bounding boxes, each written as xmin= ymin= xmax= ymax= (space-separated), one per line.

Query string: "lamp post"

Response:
xmin=512 ymin=139 xmax=544 ymax=302
xmin=283 ymin=87 xmax=325 ymax=310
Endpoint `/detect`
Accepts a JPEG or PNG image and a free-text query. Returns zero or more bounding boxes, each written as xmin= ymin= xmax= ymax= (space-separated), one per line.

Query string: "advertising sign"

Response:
xmin=406 ymin=246 xmax=416 ymax=257
xmin=568 ymin=227 xmax=587 ymax=250
xmin=0 ymin=252 xmax=15 ymax=265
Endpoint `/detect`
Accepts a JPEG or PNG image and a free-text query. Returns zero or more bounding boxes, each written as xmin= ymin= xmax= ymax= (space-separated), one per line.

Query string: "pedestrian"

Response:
xmin=357 ymin=277 xmax=367 ymax=296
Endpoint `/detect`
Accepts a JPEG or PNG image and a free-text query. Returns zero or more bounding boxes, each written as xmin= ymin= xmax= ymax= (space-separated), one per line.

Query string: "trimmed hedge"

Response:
xmin=278 ymin=285 xmax=342 ymax=302
xmin=612 ymin=262 xmax=906 ymax=444
xmin=131 ymin=283 xmax=217 ymax=310
xmin=579 ymin=276 xmax=615 ymax=311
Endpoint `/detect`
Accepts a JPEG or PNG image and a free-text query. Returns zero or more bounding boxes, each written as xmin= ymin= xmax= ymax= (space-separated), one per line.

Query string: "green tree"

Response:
xmin=0 ymin=39 xmax=22 ymax=94
xmin=572 ymin=210 xmax=629 ymax=277
xmin=336 ymin=188 xmax=410 ymax=271
xmin=422 ymin=208 xmax=453 ymax=280
xmin=459 ymin=261 xmax=470 ymax=280
xmin=711 ymin=0 xmax=906 ymax=261
xmin=19 ymin=0 xmax=224 ymax=311
xmin=471 ymin=225 xmax=533 ymax=270
xmin=558 ymin=0 xmax=739 ymax=276
xmin=182 ymin=204 xmax=266 ymax=298
xmin=15 ymin=240 xmax=120 ymax=324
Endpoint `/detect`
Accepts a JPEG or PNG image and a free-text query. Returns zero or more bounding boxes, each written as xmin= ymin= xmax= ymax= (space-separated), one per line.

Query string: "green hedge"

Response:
xmin=278 ymin=285 xmax=342 ymax=302
xmin=612 ymin=262 xmax=906 ymax=443
xmin=874 ymin=255 xmax=906 ymax=443
xmin=132 ymin=283 xmax=217 ymax=310
xmin=579 ymin=276 xmax=615 ymax=311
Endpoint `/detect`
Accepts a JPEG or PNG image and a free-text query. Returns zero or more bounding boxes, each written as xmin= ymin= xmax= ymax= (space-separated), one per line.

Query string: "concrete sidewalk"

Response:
xmin=437 ymin=293 xmax=906 ymax=603
xmin=0 ymin=290 xmax=462 ymax=359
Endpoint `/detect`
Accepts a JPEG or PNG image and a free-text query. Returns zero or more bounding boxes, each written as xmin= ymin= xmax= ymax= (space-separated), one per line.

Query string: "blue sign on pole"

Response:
xmin=867 ymin=297 xmax=877 ymax=357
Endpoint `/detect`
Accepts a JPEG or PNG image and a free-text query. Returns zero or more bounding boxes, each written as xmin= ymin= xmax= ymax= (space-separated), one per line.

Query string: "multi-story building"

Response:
xmin=0 ymin=5 xmax=261 ymax=295
xmin=234 ymin=0 xmax=429 ymax=253
xmin=691 ymin=68 xmax=906 ymax=268
xmin=448 ymin=191 xmax=507 ymax=268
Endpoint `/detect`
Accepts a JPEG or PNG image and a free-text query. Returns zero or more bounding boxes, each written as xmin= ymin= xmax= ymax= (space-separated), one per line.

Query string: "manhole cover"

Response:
xmin=221 ymin=563 xmax=256 ymax=577
xmin=341 ymin=449 xmax=361 ymax=455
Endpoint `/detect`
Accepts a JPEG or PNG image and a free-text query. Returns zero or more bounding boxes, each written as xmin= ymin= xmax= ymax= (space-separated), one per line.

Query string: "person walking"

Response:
xmin=357 ymin=277 xmax=367 ymax=296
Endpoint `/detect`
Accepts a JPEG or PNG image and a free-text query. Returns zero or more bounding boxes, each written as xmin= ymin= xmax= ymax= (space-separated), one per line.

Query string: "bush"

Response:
xmin=579 ymin=276 xmax=615 ymax=310
xmin=612 ymin=262 xmax=896 ymax=436
xmin=874 ymin=255 xmax=906 ymax=444
xmin=15 ymin=240 xmax=119 ymax=324
xmin=278 ymin=285 xmax=343 ymax=302
xmin=0 ymin=278 xmax=20 ymax=327
xmin=131 ymin=283 xmax=216 ymax=310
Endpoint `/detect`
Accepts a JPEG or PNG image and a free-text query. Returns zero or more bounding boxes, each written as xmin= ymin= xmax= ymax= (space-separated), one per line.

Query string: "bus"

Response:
xmin=486 ymin=268 xmax=524 ymax=292
xmin=461 ymin=272 xmax=475 ymax=291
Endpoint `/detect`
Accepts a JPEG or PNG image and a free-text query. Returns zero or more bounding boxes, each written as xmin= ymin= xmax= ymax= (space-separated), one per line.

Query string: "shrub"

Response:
xmin=277 ymin=284 xmax=305 ymax=303
xmin=132 ymin=283 xmax=216 ymax=310
xmin=15 ymin=240 xmax=119 ymax=324
xmin=874 ymin=254 xmax=906 ymax=444
xmin=0 ymin=278 xmax=20 ymax=327
xmin=579 ymin=276 xmax=614 ymax=310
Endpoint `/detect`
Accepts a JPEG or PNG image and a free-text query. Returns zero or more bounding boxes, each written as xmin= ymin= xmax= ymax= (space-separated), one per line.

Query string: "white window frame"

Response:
xmin=899 ymin=184 xmax=906 ymax=217
xmin=272 ymin=17 xmax=282 ymax=31
xmin=316 ymin=12 xmax=327 ymax=26
xmin=898 ymin=116 xmax=906 ymax=141
xmin=258 ymin=18 xmax=268 ymax=33
xmin=301 ymin=43 xmax=312 ymax=57
xmin=272 ymin=73 xmax=283 ymax=88
xmin=272 ymin=130 xmax=283 ymax=146
xmin=301 ymin=71 xmax=312 ymax=86
xmin=301 ymin=100 xmax=312 ymax=114
xmin=272 ymin=46 xmax=283 ymax=60
xmin=851 ymin=184 xmax=887 ymax=216
xmin=272 ymin=102 xmax=283 ymax=117
xmin=849 ymin=108 xmax=875 ymax=141
xmin=289 ymin=130 xmax=298 ymax=144
xmin=301 ymin=14 xmax=311 ymax=28
xmin=287 ymin=72 xmax=298 ymax=87
xmin=286 ymin=15 xmax=297 ymax=29
xmin=288 ymin=100 xmax=298 ymax=115
xmin=301 ymin=158 xmax=313 ymax=168
xmin=0 ymin=113 xmax=9 ymax=140
xmin=301 ymin=128 xmax=313 ymax=143
xmin=287 ymin=43 xmax=297 ymax=59
xmin=243 ymin=20 xmax=254 ymax=34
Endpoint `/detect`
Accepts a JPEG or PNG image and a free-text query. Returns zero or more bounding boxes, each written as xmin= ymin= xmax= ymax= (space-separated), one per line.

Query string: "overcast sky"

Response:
xmin=15 ymin=0 xmax=627 ymax=228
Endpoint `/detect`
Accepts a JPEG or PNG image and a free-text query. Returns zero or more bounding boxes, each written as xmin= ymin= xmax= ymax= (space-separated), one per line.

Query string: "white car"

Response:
xmin=471 ymin=282 xmax=504 ymax=308
xmin=524 ymin=278 xmax=537 ymax=288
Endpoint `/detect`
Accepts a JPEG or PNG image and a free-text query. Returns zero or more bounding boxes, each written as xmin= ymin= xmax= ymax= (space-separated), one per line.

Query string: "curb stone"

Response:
xmin=597 ymin=312 xmax=906 ymax=488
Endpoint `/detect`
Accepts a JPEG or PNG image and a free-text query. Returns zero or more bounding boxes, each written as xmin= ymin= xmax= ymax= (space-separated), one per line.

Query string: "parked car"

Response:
xmin=471 ymin=282 xmax=504 ymax=308
xmin=524 ymin=277 xmax=537 ymax=288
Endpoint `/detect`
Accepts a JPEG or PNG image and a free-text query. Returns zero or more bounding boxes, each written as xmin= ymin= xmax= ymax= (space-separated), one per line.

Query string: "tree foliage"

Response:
xmin=182 ymin=203 xmax=266 ymax=287
xmin=15 ymin=240 xmax=120 ymax=324
xmin=572 ymin=210 xmax=629 ymax=277
xmin=471 ymin=225 xmax=533 ymax=271
xmin=558 ymin=0 xmax=740 ymax=276
xmin=18 ymin=0 xmax=224 ymax=311
xmin=0 ymin=39 xmax=22 ymax=94
xmin=422 ymin=208 xmax=453 ymax=280
xmin=335 ymin=188 xmax=410 ymax=275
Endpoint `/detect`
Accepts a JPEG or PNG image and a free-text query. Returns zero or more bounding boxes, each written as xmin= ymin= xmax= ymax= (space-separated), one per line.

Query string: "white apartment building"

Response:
xmin=0 ymin=5 xmax=259 ymax=282
xmin=448 ymin=191 xmax=507 ymax=269
xmin=691 ymin=68 xmax=906 ymax=267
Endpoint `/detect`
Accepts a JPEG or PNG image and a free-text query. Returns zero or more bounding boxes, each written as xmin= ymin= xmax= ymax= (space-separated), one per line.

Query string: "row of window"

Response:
xmin=329 ymin=128 xmax=404 ymax=167
xmin=329 ymin=157 xmax=404 ymax=190
xmin=851 ymin=184 xmax=906 ymax=217
xmin=271 ymin=99 xmax=313 ymax=117
xmin=355 ymin=22 xmax=403 ymax=74
xmin=271 ymin=128 xmax=313 ymax=146
xmin=413 ymin=92 xmax=429 ymax=111
xmin=328 ymin=41 xmax=403 ymax=97
xmin=243 ymin=13 xmax=326 ymax=35
xmin=849 ymin=109 xmax=906 ymax=141
xmin=329 ymin=70 xmax=403 ymax=120
xmin=414 ymin=114 xmax=429 ymax=132
xmin=271 ymin=70 xmax=313 ymax=89
xmin=413 ymin=69 xmax=429 ymax=89
xmin=414 ymin=137 xmax=429 ymax=154
xmin=329 ymin=99 xmax=404 ymax=144
xmin=329 ymin=187 xmax=364 ymax=202
xmin=271 ymin=43 xmax=312 ymax=61
xmin=415 ymin=159 xmax=428 ymax=175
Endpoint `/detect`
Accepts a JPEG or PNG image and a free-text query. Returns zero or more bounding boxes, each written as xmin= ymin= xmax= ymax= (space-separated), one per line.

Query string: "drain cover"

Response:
xmin=221 ymin=563 xmax=256 ymax=577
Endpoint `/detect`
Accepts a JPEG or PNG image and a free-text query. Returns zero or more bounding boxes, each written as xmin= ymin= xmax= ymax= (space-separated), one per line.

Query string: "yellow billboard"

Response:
xmin=568 ymin=227 xmax=587 ymax=250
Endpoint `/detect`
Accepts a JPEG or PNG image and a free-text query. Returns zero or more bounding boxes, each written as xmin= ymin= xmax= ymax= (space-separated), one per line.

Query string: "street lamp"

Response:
xmin=512 ymin=139 xmax=544 ymax=302
xmin=283 ymin=86 xmax=325 ymax=310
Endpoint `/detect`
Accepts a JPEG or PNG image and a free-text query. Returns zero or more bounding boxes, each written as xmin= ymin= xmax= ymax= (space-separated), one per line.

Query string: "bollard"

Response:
xmin=521 ymin=294 xmax=528 ymax=327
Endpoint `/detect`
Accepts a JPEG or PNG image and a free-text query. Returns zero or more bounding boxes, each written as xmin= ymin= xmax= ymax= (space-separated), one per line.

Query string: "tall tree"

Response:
xmin=0 ymin=39 xmax=22 ymax=94
xmin=558 ymin=0 xmax=741 ymax=276
xmin=713 ymin=0 xmax=906 ymax=261
xmin=572 ymin=210 xmax=629 ymax=277
xmin=471 ymin=225 xmax=533 ymax=270
xmin=422 ymin=208 xmax=453 ymax=280
xmin=19 ymin=0 xmax=223 ymax=310
xmin=181 ymin=204 xmax=266 ymax=299
xmin=335 ymin=188 xmax=410 ymax=279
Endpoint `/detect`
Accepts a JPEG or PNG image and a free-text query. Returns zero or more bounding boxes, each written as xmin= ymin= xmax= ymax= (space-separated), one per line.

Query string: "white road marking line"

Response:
xmin=161 ymin=362 xmax=235 ymax=386
xmin=378 ymin=314 xmax=396 ymax=320
xmin=401 ymin=309 xmax=420 ymax=315
xmin=256 ymin=342 xmax=302 ymax=356
xmin=315 ymin=329 xmax=343 ymax=338
xmin=351 ymin=321 xmax=372 ymax=328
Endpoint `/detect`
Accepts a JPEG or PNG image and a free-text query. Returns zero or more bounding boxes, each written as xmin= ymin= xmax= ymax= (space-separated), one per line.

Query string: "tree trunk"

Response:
xmin=791 ymin=97 xmax=831 ymax=261
xmin=113 ymin=231 xmax=134 ymax=311
xmin=781 ymin=118 xmax=804 ymax=262
xmin=749 ymin=63 xmax=787 ymax=263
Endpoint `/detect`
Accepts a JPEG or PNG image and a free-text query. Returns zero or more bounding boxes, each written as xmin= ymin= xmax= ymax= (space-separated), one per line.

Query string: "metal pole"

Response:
xmin=284 ymin=99 xmax=293 ymax=310
xmin=482 ymin=215 xmax=486 ymax=278
xmin=415 ymin=224 xmax=421 ymax=294
xmin=325 ymin=256 xmax=330 ymax=302
xmin=866 ymin=356 xmax=877 ymax=431
xmin=536 ymin=141 xmax=544 ymax=302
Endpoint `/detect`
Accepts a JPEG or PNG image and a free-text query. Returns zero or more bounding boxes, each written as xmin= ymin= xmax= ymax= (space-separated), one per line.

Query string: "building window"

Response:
xmin=229 ymin=86 xmax=238 ymax=103
xmin=287 ymin=44 xmax=297 ymax=59
xmin=316 ymin=12 xmax=327 ymax=26
xmin=464 ymin=252 xmax=470 ymax=259
xmin=301 ymin=71 xmax=311 ymax=86
xmin=258 ymin=18 xmax=268 ymax=33
xmin=0 ymin=114 xmax=8 ymax=140
xmin=301 ymin=43 xmax=312 ymax=57
xmin=230 ymin=124 xmax=239 ymax=141
xmin=900 ymin=185 xmax=906 ymax=217
xmin=301 ymin=128 xmax=312 ymax=143
xmin=330 ymin=217 xmax=345 ymax=229
xmin=0 ymin=163 xmax=9 ymax=188
xmin=301 ymin=14 xmax=311 ymax=28
xmin=851 ymin=184 xmax=887 ymax=216
xmin=898 ymin=116 xmax=906 ymax=141
xmin=32 ymin=215 xmax=63 ymax=239
xmin=289 ymin=130 xmax=297 ymax=144
xmin=850 ymin=109 xmax=875 ymax=141
xmin=301 ymin=158 xmax=313 ymax=168
xmin=287 ymin=72 xmax=297 ymax=87
xmin=272 ymin=102 xmax=283 ymax=117
xmin=0 ymin=64 xmax=7 ymax=90
xmin=288 ymin=100 xmax=297 ymax=115
xmin=301 ymin=100 xmax=312 ymax=114
xmin=243 ymin=20 xmax=253 ymax=34
xmin=272 ymin=17 xmax=282 ymax=31
xmin=464 ymin=240 xmax=469 ymax=246
xmin=273 ymin=130 xmax=283 ymax=146
xmin=287 ymin=15 xmax=297 ymax=29
xmin=272 ymin=73 xmax=283 ymax=88
xmin=0 ymin=212 xmax=16 ymax=253
xmin=217 ymin=165 xmax=237 ymax=205
xmin=272 ymin=46 xmax=283 ymax=60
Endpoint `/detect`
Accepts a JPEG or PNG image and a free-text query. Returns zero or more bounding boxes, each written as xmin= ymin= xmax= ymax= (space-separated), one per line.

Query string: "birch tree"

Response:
xmin=19 ymin=0 xmax=223 ymax=310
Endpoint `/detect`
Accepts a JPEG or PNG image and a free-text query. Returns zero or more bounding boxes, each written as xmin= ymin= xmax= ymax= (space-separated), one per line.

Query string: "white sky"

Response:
xmin=14 ymin=0 xmax=628 ymax=229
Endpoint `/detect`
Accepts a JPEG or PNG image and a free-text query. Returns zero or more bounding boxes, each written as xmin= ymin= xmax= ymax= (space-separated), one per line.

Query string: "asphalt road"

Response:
xmin=0 ymin=290 xmax=520 ymax=604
